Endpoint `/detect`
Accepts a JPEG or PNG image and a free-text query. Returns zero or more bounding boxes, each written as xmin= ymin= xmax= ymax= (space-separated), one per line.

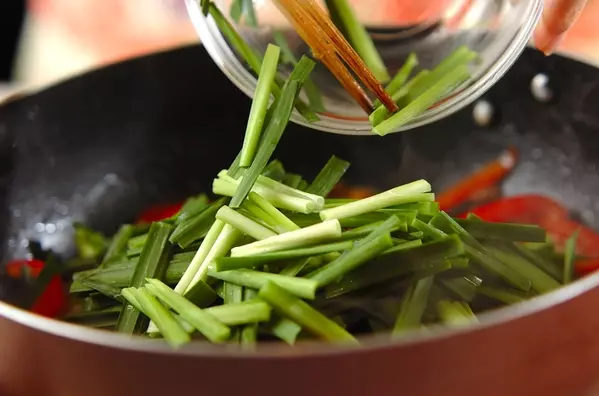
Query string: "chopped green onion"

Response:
xmin=175 ymin=194 xmax=210 ymax=225
xmin=100 ymin=225 xmax=134 ymax=268
xmin=306 ymin=233 xmax=394 ymax=287
xmin=208 ymin=269 xmax=318 ymax=300
xmin=231 ymin=219 xmax=342 ymax=257
xmin=240 ymin=44 xmax=281 ymax=167
xmin=373 ymin=66 xmax=471 ymax=135
xmin=169 ymin=198 xmax=228 ymax=248
xmin=241 ymin=288 xmax=259 ymax=349
xmin=324 ymin=0 xmax=390 ymax=82
xmin=269 ymin=317 xmax=302 ymax=345
xmin=385 ymin=53 xmax=418 ymax=98
xmin=455 ymin=219 xmax=546 ymax=243
xmin=477 ymin=285 xmax=527 ymax=305
xmin=392 ymin=276 xmax=434 ymax=336
xmin=133 ymin=287 xmax=191 ymax=347
xmin=216 ymin=205 xmax=278 ymax=240
xmin=183 ymin=280 xmax=218 ymax=308
xmin=436 ymin=300 xmax=478 ymax=327
xmin=116 ymin=222 xmax=172 ymax=334
xmin=249 ymin=192 xmax=300 ymax=232
xmin=262 ymin=159 xmax=286 ymax=181
xmin=439 ymin=274 xmax=481 ymax=302
xmin=259 ymin=282 xmax=358 ymax=344
xmin=283 ymin=173 xmax=303 ymax=189
xmin=204 ymin=300 xmax=272 ymax=326
xmin=145 ymin=279 xmax=231 ymax=343
xmin=174 ymin=219 xmax=226 ymax=294
xmin=319 ymin=180 xmax=432 ymax=221
xmin=563 ymin=229 xmax=580 ymax=284
xmin=216 ymin=240 xmax=355 ymax=271
xmin=306 ymin=155 xmax=351 ymax=197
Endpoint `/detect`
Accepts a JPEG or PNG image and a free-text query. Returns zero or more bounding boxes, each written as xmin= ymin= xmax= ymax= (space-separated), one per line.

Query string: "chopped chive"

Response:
xmin=241 ymin=288 xmax=259 ymax=349
xmin=80 ymin=277 xmax=125 ymax=301
xmin=134 ymin=287 xmax=191 ymax=347
xmin=169 ymin=198 xmax=228 ymax=248
xmin=121 ymin=288 xmax=145 ymax=315
xmin=229 ymin=0 xmax=243 ymax=23
xmin=319 ymin=180 xmax=432 ymax=220
xmin=183 ymin=280 xmax=218 ymax=308
xmin=455 ymin=219 xmax=546 ymax=243
xmin=224 ymin=281 xmax=244 ymax=305
xmin=255 ymin=174 xmax=325 ymax=208
xmin=208 ymin=269 xmax=318 ymax=299
xmin=382 ymin=239 xmax=423 ymax=254
xmin=385 ymin=53 xmax=419 ymax=98
xmin=306 ymin=156 xmax=351 ymax=197
xmin=273 ymin=30 xmax=298 ymax=65
xmin=325 ymin=236 xmax=463 ymax=297
xmin=411 ymin=218 xmax=447 ymax=241
xmin=324 ymin=0 xmax=389 ymax=82
xmin=242 ymin=0 xmax=258 ymax=27
xmin=283 ymin=173 xmax=303 ymax=189
xmin=269 ymin=317 xmax=302 ymax=345
xmin=511 ymin=243 xmax=562 ymax=281
xmin=231 ymin=219 xmax=342 ymax=257
xmin=186 ymin=224 xmax=243 ymax=292
xmin=216 ymin=240 xmax=355 ymax=271
xmin=259 ymin=281 xmax=358 ymax=344
xmin=175 ymin=219 xmax=226 ymax=294
xmin=145 ymin=279 xmax=231 ymax=343
xmin=439 ymin=274 xmax=481 ymax=302
xmin=100 ymin=224 xmax=134 ymax=268
xmin=398 ymin=46 xmax=477 ymax=107
xmin=240 ymin=44 xmax=281 ymax=167
xmin=373 ymin=66 xmax=471 ymax=135
xmin=205 ymin=300 xmax=272 ymax=326
xmin=436 ymin=300 xmax=478 ymax=326
xmin=216 ymin=205 xmax=278 ymax=240
xmin=303 ymin=78 xmax=326 ymax=113
xmin=477 ymin=285 xmax=527 ymax=305
xmin=392 ymin=276 xmax=434 ymax=336
xmin=249 ymin=192 xmax=300 ymax=232
xmin=116 ymin=222 xmax=173 ymax=334
xmin=175 ymin=194 xmax=210 ymax=225
xmin=278 ymin=258 xmax=311 ymax=277
xmin=359 ymin=215 xmax=403 ymax=245
xmin=429 ymin=212 xmax=532 ymax=292
xmin=230 ymin=59 xmax=314 ymax=208
xmin=262 ymin=159 xmax=286 ymax=181
xmin=369 ymin=70 xmax=430 ymax=126
xmin=563 ymin=230 xmax=580 ymax=284
xmin=306 ymin=233 xmax=394 ymax=287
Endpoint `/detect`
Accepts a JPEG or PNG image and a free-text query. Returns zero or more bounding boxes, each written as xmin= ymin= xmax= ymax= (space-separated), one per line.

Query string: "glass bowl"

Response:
xmin=186 ymin=0 xmax=543 ymax=135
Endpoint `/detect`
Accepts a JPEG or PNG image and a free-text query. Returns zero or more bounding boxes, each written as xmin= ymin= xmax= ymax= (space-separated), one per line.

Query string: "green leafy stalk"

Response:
xmin=100 ymin=224 xmax=134 ymax=268
xmin=392 ymin=276 xmax=434 ymax=336
xmin=240 ymin=44 xmax=281 ymax=167
xmin=455 ymin=219 xmax=546 ymax=243
xmin=248 ymin=192 xmax=300 ymax=232
xmin=204 ymin=300 xmax=272 ymax=326
xmin=259 ymin=281 xmax=358 ymax=344
xmin=169 ymin=198 xmax=228 ymax=248
xmin=306 ymin=155 xmax=351 ymax=197
xmin=216 ymin=205 xmax=278 ymax=240
xmin=436 ymin=300 xmax=478 ymax=327
xmin=241 ymin=288 xmax=259 ymax=349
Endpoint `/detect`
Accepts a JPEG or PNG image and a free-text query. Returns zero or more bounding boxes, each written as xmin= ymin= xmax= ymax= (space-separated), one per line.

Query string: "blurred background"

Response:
xmin=1 ymin=0 xmax=599 ymax=99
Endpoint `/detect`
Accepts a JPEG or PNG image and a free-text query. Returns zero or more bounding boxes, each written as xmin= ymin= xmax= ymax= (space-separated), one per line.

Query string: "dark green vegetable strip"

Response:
xmin=306 ymin=155 xmax=351 ymax=197
xmin=132 ymin=287 xmax=191 ymax=348
xmin=262 ymin=159 xmax=286 ymax=181
xmin=205 ymin=300 xmax=272 ymax=326
xmin=229 ymin=0 xmax=243 ymax=23
xmin=392 ymin=276 xmax=434 ymax=336
xmin=411 ymin=218 xmax=447 ymax=241
xmin=241 ymin=288 xmax=259 ymax=349
xmin=455 ymin=219 xmax=546 ymax=243
xmin=100 ymin=224 xmax=134 ymax=268
xmin=324 ymin=0 xmax=389 ymax=82
xmin=183 ymin=280 xmax=218 ymax=308
xmin=325 ymin=236 xmax=463 ymax=297
xmin=240 ymin=44 xmax=281 ymax=168
xmin=360 ymin=216 xmax=402 ymax=246
xmin=306 ymin=233 xmax=394 ymax=287
xmin=439 ymin=274 xmax=481 ymax=302
xmin=477 ymin=285 xmax=527 ymax=305
xmin=563 ymin=230 xmax=580 ymax=284
xmin=484 ymin=243 xmax=561 ymax=293
xmin=283 ymin=173 xmax=303 ymax=189
xmin=429 ymin=212 xmax=532 ymax=292
xmin=215 ymin=240 xmax=355 ymax=271
xmin=74 ymin=223 xmax=107 ymax=260
xmin=230 ymin=77 xmax=304 ymax=207
xmin=373 ymin=66 xmax=471 ymax=135
xmin=169 ymin=198 xmax=228 ymax=248
xmin=511 ymin=243 xmax=561 ymax=281
xmin=80 ymin=277 xmax=124 ymax=302
xmin=278 ymin=258 xmax=311 ymax=277
xmin=175 ymin=194 xmax=210 ymax=225
xmin=116 ymin=222 xmax=173 ymax=334
xmin=208 ymin=269 xmax=318 ymax=299
xmin=145 ymin=279 xmax=231 ymax=343
xmin=383 ymin=239 xmax=423 ymax=254
xmin=259 ymin=281 xmax=358 ymax=344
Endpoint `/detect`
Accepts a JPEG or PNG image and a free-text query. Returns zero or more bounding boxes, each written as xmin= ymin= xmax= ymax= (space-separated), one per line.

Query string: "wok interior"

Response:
xmin=0 ymin=44 xmax=598 ymax=326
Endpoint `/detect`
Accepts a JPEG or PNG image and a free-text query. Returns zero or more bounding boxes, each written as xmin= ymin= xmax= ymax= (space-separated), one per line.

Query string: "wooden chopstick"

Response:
xmin=273 ymin=0 xmax=398 ymax=115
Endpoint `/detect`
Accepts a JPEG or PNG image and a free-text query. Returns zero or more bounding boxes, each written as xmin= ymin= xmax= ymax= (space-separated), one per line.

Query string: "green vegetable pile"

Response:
xmin=65 ymin=41 xmax=578 ymax=349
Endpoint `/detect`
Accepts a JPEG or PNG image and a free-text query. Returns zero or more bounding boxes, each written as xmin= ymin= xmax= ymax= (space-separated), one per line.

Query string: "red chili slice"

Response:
xmin=5 ymin=259 xmax=66 ymax=318
xmin=136 ymin=202 xmax=184 ymax=224
xmin=575 ymin=258 xmax=599 ymax=277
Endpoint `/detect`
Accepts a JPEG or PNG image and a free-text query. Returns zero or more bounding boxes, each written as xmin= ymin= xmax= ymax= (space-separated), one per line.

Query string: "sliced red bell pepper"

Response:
xmin=575 ymin=258 xmax=599 ymax=276
xmin=135 ymin=202 xmax=184 ymax=224
xmin=5 ymin=259 xmax=66 ymax=318
xmin=437 ymin=147 xmax=518 ymax=211
xmin=462 ymin=195 xmax=599 ymax=259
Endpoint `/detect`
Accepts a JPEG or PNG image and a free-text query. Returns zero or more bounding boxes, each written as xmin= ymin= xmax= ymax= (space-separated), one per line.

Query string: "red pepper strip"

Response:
xmin=462 ymin=195 xmax=599 ymax=258
xmin=136 ymin=202 xmax=184 ymax=224
xmin=437 ymin=147 xmax=518 ymax=212
xmin=5 ymin=259 xmax=66 ymax=318
xmin=575 ymin=259 xmax=599 ymax=276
